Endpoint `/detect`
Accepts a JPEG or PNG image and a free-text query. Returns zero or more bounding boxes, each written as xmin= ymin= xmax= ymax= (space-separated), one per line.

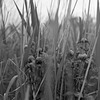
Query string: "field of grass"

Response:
xmin=0 ymin=0 xmax=100 ymax=100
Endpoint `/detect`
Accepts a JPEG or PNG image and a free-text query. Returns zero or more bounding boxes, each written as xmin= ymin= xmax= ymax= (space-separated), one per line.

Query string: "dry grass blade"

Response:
xmin=14 ymin=55 xmax=21 ymax=100
xmin=78 ymin=17 xmax=84 ymax=42
xmin=42 ymin=57 xmax=54 ymax=100
xmin=78 ymin=34 xmax=99 ymax=100
xmin=3 ymin=59 xmax=10 ymax=76
xmin=24 ymin=85 xmax=30 ymax=100
xmin=35 ymin=72 xmax=46 ymax=98
xmin=0 ymin=6 xmax=6 ymax=44
xmin=70 ymin=17 xmax=78 ymax=53
xmin=0 ymin=62 xmax=2 ymax=80
xmin=51 ymin=1 xmax=60 ymax=99
xmin=45 ymin=4 xmax=61 ymax=99
xmin=6 ymin=24 xmax=20 ymax=39
xmin=87 ymin=0 xmax=91 ymax=22
xmin=96 ymin=0 xmax=100 ymax=36
xmin=20 ymin=3 xmax=24 ymax=68
xmin=30 ymin=0 xmax=36 ymax=29
xmin=24 ymin=0 xmax=28 ymax=17
xmin=37 ymin=28 xmax=40 ymax=57
xmin=55 ymin=0 xmax=72 ymax=99
xmin=9 ymin=58 xmax=26 ymax=77
xmin=62 ymin=0 xmax=72 ymax=52
xmin=71 ymin=0 xmax=78 ymax=15
xmin=54 ymin=0 xmax=60 ymax=47
xmin=4 ymin=75 xmax=18 ymax=100
xmin=35 ymin=5 xmax=39 ymax=27
xmin=14 ymin=0 xmax=31 ymax=37
xmin=5 ymin=11 xmax=9 ymax=25
xmin=35 ymin=5 xmax=40 ymax=44
xmin=13 ymin=24 xmax=21 ymax=40
xmin=59 ymin=65 xmax=65 ymax=100
xmin=22 ymin=25 xmax=36 ymax=69
xmin=56 ymin=40 xmax=69 ymax=100
xmin=30 ymin=0 xmax=39 ymax=44
xmin=56 ymin=31 xmax=69 ymax=99
xmin=57 ymin=27 xmax=65 ymax=49
xmin=67 ymin=0 xmax=72 ymax=18
xmin=95 ymin=0 xmax=100 ymax=99
xmin=18 ymin=5 xmax=25 ymax=100
xmin=85 ymin=0 xmax=91 ymax=33
xmin=6 ymin=58 xmax=27 ymax=96
xmin=10 ymin=55 xmax=26 ymax=100
xmin=13 ymin=0 xmax=27 ymax=27
xmin=24 ymin=0 xmax=31 ymax=36
xmin=63 ymin=0 xmax=72 ymax=30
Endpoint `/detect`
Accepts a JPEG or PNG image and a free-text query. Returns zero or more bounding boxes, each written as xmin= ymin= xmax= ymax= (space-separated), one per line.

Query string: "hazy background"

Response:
xmin=4 ymin=0 xmax=98 ymax=24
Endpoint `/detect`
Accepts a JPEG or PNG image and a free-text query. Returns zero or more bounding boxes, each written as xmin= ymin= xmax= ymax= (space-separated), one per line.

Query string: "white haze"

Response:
xmin=4 ymin=0 xmax=98 ymax=24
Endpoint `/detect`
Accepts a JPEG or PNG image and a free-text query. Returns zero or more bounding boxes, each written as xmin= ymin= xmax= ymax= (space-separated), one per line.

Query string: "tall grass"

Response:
xmin=0 ymin=0 xmax=99 ymax=100
xmin=95 ymin=0 xmax=100 ymax=99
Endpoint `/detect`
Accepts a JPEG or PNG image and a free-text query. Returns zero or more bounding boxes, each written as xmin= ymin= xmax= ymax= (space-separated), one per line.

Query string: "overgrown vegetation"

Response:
xmin=0 ymin=0 xmax=100 ymax=100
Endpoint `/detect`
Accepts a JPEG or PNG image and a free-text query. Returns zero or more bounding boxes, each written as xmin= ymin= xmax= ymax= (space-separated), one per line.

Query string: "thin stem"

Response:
xmin=71 ymin=0 xmax=78 ymax=15
xmin=78 ymin=34 xmax=99 ymax=100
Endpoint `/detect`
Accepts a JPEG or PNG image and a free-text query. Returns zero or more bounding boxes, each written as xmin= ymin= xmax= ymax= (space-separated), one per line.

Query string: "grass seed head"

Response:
xmin=28 ymin=55 xmax=35 ymax=63
xmin=66 ymin=49 xmax=74 ymax=59
xmin=81 ymin=37 xmax=89 ymax=44
xmin=35 ymin=57 xmax=43 ymax=65
xmin=78 ymin=53 xmax=88 ymax=61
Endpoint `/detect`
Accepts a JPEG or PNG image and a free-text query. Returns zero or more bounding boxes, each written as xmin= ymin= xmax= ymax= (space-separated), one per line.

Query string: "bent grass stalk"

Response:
xmin=78 ymin=33 xmax=99 ymax=100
